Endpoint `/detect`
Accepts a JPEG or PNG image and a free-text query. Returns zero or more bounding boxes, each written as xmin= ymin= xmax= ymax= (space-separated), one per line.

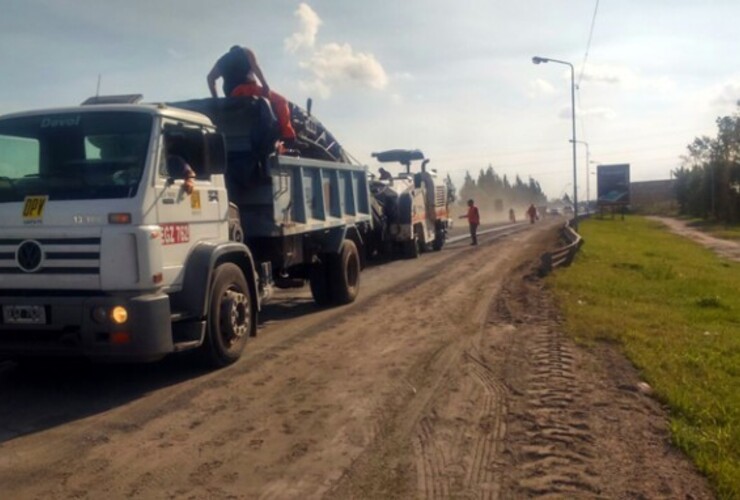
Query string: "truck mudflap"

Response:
xmin=0 ymin=293 xmax=173 ymax=362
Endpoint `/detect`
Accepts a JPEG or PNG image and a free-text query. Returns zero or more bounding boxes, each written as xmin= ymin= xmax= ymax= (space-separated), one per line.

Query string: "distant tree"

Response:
xmin=454 ymin=165 xmax=549 ymax=214
xmin=459 ymin=170 xmax=477 ymax=203
xmin=675 ymin=103 xmax=740 ymax=223
xmin=444 ymin=173 xmax=457 ymax=203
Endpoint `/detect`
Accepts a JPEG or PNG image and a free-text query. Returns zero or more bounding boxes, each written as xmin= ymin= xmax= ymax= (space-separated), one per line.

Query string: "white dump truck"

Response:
xmin=0 ymin=94 xmax=372 ymax=366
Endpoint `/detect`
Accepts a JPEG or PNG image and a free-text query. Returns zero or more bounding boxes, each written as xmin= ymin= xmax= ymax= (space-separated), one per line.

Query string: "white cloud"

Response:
xmin=709 ymin=79 xmax=740 ymax=109
xmin=284 ymin=3 xmax=322 ymax=53
xmin=284 ymin=4 xmax=389 ymax=98
xmin=301 ymin=43 xmax=388 ymax=92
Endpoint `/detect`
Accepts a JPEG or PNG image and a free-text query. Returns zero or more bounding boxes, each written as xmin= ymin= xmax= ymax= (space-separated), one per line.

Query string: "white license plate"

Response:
xmin=2 ymin=305 xmax=47 ymax=325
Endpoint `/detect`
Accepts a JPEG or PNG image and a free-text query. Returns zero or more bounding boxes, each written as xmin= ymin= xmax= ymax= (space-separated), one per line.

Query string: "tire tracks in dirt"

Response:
xmin=498 ymin=260 xmax=713 ymax=499
xmin=328 ymin=226 xmax=560 ymax=499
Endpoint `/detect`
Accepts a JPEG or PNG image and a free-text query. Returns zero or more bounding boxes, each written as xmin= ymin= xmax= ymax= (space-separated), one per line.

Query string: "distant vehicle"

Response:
xmin=548 ymin=208 xmax=561 ymax=216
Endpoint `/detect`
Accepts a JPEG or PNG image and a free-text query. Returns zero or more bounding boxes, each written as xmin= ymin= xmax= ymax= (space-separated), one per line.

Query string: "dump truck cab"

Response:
xmin=0 ymin=96 xmax=259 ymax=365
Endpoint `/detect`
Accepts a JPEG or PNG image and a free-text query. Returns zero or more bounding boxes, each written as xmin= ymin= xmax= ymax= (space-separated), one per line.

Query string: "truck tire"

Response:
xmin=403 ymin=236 xmax=420 ymax=259
xmin=328 ymin=240 xmax=361 ymax=304
xmin=200 ymin=263 xmax=253 ymax=367
xmin=309 ymin=260 xmax=332 ymax=306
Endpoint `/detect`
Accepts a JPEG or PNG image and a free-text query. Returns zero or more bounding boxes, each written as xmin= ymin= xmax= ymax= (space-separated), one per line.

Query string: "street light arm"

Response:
xmin=532 ymin=56 xmax=573 ymax=69
xmin=532 ymin=54 xmax=579 ymax=227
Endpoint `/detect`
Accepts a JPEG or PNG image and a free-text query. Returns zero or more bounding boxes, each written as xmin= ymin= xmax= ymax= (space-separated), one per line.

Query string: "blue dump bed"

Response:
xmin=236 ymin=155 xmax=371 ymax=238
xmin=170 ymin=97 xmax=372 ymax=273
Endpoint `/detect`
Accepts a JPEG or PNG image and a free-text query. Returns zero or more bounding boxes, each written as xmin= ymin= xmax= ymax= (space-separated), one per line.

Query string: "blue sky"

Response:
xmin=1 ymin=0 xmax=739 ymax=199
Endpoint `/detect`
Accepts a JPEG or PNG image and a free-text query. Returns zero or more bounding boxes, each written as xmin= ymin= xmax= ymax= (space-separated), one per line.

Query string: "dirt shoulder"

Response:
xmin=330 ymin=225 xmax=712 ymax=499
xmin=648 ymin=216 xmax=740 ymax=262
xmin=0 ymin=221 xmax=712 ymax=499
xmin=496 ymin=262 xmax=713 ymax=498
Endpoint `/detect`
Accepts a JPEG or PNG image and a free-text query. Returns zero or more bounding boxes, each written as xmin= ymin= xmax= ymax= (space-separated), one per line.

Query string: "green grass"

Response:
xmin=549 ymin=216 xmax=740 ymax=499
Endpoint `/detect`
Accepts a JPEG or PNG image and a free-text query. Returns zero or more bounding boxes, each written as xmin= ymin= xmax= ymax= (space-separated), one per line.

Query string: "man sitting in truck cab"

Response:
xmin=163 ymin=137 xmax=196 ymax=194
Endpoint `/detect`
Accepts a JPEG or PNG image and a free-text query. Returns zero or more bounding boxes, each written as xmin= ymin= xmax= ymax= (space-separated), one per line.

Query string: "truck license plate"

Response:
xmin=2 ymin=305 xmax=47 ymax=325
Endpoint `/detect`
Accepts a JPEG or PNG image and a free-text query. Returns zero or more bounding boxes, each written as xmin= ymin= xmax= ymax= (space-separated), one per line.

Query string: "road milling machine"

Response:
xmin=369 ymin=149 xmax=450 ymax=258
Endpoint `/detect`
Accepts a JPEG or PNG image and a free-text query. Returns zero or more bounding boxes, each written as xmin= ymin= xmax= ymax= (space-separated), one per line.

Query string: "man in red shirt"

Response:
xmin=207 ymin=45 xmax=296 ymax=141
xmin=460 ymin=199 xmax=480 ymax=245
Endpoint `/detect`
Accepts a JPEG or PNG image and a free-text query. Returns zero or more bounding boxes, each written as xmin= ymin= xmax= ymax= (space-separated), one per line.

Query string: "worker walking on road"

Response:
xmin=460 ymin=199 xmax=480 ymax=245
xmin=207 ymin=45 xmax=296 ymax=141
xmin=527 ymin=203 xmax=538 ymax=224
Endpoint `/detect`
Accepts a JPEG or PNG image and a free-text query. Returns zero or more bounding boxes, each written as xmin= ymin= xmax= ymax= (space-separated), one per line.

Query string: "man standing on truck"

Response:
xmin=207 ymin=45 xmax=296 ymax=141
xmin=459 ymin=199 xmax=480 ymax=245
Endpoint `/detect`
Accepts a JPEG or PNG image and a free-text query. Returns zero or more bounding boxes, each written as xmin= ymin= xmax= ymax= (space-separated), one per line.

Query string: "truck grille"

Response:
xmin=0 ymin=238 xmax=101 ymax=275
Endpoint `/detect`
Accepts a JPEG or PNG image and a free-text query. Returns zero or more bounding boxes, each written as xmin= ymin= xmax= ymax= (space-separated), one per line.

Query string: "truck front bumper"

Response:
xmin=0 ymin=292 xmax=174 ymax=362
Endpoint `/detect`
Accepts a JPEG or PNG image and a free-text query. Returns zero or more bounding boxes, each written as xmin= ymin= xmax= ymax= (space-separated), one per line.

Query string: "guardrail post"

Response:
xmin=540 ymin=253 xmax=553 ymax=276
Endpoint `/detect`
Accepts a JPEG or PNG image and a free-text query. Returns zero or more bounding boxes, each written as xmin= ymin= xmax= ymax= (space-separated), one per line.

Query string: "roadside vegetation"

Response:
xmin=674 ymin=103 xmax=740 ymax=225
xmin=549 ymin=216 xmax=739 ymax=498
xmin=682 ymin=217 xmax=740 ymax=241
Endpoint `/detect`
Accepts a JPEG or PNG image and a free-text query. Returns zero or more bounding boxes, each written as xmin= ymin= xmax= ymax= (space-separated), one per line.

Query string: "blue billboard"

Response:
xmin=596 ymin=164 xmax=630 ymax=206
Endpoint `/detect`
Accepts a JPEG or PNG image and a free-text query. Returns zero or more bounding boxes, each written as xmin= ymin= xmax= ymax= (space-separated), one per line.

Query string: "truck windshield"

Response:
xmin=0 ymin=111 xmax=152 ymax=202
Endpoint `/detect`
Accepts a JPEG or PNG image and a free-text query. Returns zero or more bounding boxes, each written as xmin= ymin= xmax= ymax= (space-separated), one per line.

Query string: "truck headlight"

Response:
xmin=111 ymin=306 xmax=128 ymax=324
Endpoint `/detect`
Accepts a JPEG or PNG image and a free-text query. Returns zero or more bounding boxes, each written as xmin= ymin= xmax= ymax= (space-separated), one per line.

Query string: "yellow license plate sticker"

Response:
xmin=190 ymin=190 xmax=201 ymax=211
xmin=22 ymin=196 xmax=48 ymax=221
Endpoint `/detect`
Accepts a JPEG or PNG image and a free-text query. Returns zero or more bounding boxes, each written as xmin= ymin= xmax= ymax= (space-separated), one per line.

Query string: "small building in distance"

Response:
xmin=630 ymin=179 xmax=677 ymax=214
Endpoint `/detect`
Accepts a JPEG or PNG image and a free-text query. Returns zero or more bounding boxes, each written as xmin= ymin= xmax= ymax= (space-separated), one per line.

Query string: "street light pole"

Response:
xmin=532 ymin=56 xmax=578 ymax=228
xmin=570 ymin=139 xmax=590 ymax=213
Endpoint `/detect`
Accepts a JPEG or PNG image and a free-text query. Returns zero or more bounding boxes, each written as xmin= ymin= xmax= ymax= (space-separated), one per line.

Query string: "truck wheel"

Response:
xmin=328 ymin=240 xmax=361 ymax=304
xmin=404 ymin=236 xmax=420 ymax=259
xmin=309 ymin=260 xmax=332 ymax=306
xmin=200 ymin=263 xmax=253 ymax=367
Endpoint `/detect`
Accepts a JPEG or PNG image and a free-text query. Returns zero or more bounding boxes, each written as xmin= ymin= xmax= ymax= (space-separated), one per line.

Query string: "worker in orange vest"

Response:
xmin=207 ymin=45 xmax=296 ymax=141
xmin=459 ymin=199 xmax=481 ymax=245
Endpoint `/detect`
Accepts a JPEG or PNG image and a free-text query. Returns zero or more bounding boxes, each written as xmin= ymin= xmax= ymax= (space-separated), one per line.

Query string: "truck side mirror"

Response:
xmin=205 ymin=133 xmax=226 ymax=175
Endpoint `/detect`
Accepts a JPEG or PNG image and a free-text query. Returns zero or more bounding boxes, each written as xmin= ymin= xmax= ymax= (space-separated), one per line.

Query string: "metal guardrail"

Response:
xmin=540 ymin=222 xmax=584 ymax=275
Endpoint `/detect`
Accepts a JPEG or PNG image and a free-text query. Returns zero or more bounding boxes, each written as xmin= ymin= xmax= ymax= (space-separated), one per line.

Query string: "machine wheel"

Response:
xmin=309 ymin=260 xmax=332 ymax=306
xmin=328 ymin=240 xmax=361 ymax=304
xmin=432 ymin=227 xmax=445 ymax=251
xmin=200 ymin=263 xmax=253 ymax=367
